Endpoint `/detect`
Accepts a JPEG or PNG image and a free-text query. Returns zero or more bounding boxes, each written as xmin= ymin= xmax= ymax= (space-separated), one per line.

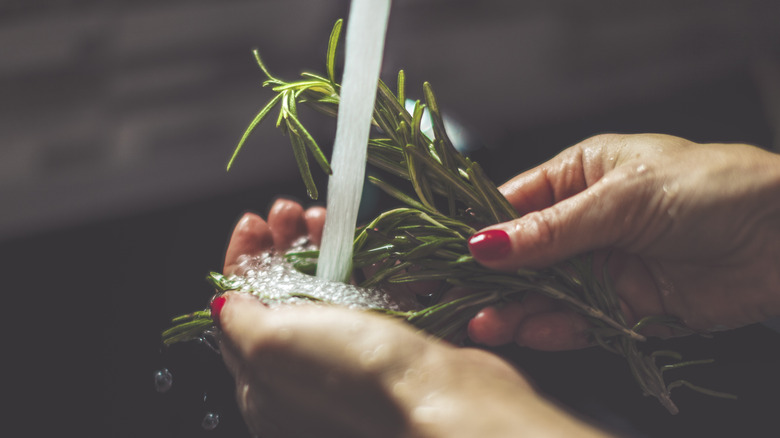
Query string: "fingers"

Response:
xmin=472 ymin=142 xmax=604 ymax=270
xmin=268 ymin=198 xmax=307 ymax=250
xmin=498 ymin=144 xmax=593 ymax=216
xmin=467 ymin=293 xmax=591 ymax=351
xmin=467 ymin=293 xmax=590 ymax=351
xmin=216 ymin=292 xmax=430 ymax=437
xmin=471 ymin=163 xmax=653 ymax=270
xmin=477 ymin=133 xmax=699 ymax=270
xmin=467 ymin=294 xmax=556 ymax=346
xmin=224 ymin=212 xmax=274 ymax=275
xmin=224 ymin=199 xmax=324 ymax=276
xmin=468 ymin=302 xmax=529 ymax=347
xmin=514 ymin=310 xmax=593 ymax=351
xmin=469 ymin=304 xmax=591 ymax=351
xmin=217 ymin=292 xmax=271 ymax=377
xmin=304 ymin=206 xmax=326 ymax=246
xmin=216 ymin=294 xmax=314 ymax=437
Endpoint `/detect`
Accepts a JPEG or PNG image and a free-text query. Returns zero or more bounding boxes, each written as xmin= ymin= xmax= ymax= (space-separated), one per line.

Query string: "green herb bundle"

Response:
xmin=163 ymin=20 xmax=735 ymax=414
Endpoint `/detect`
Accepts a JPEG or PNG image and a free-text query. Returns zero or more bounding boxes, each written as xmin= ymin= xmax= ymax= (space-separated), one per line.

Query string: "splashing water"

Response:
xmin=228 ymin=238 xmax=420 ymax=311
xmin=153 ymin=368 xmax=173 ymax=393
xmin=316 ymin=0 xmax=392 ymax=283
xmin=201 ymin=412 xmax=220 ymax=430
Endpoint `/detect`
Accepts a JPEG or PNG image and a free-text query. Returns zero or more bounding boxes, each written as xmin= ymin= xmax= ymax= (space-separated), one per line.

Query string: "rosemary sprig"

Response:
xmin=163 ymin=20 xmax=734 ymax=414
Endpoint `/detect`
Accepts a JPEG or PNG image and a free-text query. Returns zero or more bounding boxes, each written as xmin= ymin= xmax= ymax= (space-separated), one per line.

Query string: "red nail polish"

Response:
xmin=468 ymin=229 xmax=511 ymax=261
xmin=210 ymin=295 xmax=227 ymax=327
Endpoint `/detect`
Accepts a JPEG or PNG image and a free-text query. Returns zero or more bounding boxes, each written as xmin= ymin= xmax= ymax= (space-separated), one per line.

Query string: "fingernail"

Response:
xmin=468 ymin=229 xmax=511 ymax=261
xmin=210 ymin=295 xmax=227 ymax=327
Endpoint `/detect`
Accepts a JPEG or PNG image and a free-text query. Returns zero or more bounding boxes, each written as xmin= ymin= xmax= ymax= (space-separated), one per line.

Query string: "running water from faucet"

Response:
xmin=316 ymin=0 xmax=392 ymax=283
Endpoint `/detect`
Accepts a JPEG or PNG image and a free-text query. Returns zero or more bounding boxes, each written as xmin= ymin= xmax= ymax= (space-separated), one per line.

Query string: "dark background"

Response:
xmin=2 ymin=1 xmax=779 ymax=437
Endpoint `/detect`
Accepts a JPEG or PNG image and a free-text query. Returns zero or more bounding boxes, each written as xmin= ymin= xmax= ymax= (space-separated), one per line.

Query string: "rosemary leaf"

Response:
xmin=397 ymin=70 xmax=406 ymax=106
xmin=368 ymin=175 xmax=430 ymax=212
xmin=286 ymin=111 xmax=333 ymax=175
xmin=228 ymin=92 xmax=284 ymax=171
xmin=326 ymin=19 xmax=343 ymax=86
xmin=286 ymin=118 xmax=318 ymax=199
xmin=252 ymin=48 xmax=279 ymax=83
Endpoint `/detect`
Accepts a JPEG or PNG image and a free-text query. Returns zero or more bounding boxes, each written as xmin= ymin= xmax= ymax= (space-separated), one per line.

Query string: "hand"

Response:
xmin=467 ymin=134 xmax=780 ymax=350
xmin=223 ymin=198 xmax=326 ymax=276
xmin=215 ymin=199 xmax=610 ymax=437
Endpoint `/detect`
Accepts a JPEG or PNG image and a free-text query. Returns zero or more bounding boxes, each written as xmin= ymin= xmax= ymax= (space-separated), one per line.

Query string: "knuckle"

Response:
xmin=580 ymin=133 xmax=626 ymax=152
xmin=522 ymin=210 xmax=557 ymax=250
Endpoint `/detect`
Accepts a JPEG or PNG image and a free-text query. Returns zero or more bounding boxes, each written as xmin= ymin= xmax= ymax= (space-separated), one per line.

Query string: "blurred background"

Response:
xmin=2 ymin=0 xmax=779 ymax=436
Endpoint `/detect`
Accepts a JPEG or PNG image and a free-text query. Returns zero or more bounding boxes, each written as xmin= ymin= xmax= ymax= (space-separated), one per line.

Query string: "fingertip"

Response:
xmin=210 ymin=295 xmax=227 ymax=328
xmin=224 ymin=212 xmax=273 ymax=274
xmin=218 ymin=292 xmax=268 ymax=349
xmin=467 ymin=221 xmax=548 ymax=270
xmin=468 ymin=210 xmax=574 ymax=270
xmin=514 ymin=312 xmax=592 ymax=351
xmin=304 ymin=206 xmax=326 ymax=246
xmin=215 ymin=292 xmax=267 ymax=377
xmin=468 ymin=307 xmax=506 ymax=346
xmin=468 ymin=229 xmax=512 ymax=263
xmin=268 ymin=198 xmax=306 ymax=250
xmin=467 ymin=302 xmax=526 ymax=347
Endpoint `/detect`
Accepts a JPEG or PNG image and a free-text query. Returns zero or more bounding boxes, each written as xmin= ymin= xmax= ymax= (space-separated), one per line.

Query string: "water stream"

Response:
xmin=316 ymin=0 xmax=392 ymax=282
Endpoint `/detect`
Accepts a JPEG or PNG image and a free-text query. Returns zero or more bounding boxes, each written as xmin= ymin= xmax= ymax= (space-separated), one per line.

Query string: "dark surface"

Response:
xmin=4 ymin=1 xmax=780 ymax=437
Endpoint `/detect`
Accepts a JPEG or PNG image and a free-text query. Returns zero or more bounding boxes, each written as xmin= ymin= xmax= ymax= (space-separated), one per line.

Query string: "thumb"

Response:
xmin=213 ymin=292 xmax=270 ymax=378
xmin=468 ymin=172 xmax=644 ymax=270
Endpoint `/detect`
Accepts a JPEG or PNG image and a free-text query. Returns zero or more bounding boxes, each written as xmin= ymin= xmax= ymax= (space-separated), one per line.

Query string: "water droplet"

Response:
xmin=662 ymin=181 xmax=680 ymax=196
xmin=359 ymin=344 xmax=388 ymax=367
xmin=201 ymin=411 xmax=220 ymax=430
xmin=392 ymin=380 xmax=410 ymax=396
xmin=153 ymin=368 xmax=173 ymax=393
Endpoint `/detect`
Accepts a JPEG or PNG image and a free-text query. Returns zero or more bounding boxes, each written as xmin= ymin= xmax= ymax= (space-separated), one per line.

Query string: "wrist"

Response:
xmin=738 ymin=146 xmax=780 ymax=319
xmin=754 ymin=148 xmax=780 ymax=313
xmin=390 ymin=346 xmax=611 ymax=438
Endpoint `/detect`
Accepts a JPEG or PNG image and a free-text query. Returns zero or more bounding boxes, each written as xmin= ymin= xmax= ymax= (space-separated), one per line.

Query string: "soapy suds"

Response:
xmin=229 ymin=238 xmax=420 ymax=312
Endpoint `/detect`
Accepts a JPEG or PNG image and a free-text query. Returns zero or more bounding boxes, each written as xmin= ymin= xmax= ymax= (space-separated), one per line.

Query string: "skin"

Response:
xmin=215 ymin=134 xmax=780 ymax=436
xmin=468 ymin=134 xmax=780 ymax=350
xmin=217 ymin=199 xmax=609 ymax=438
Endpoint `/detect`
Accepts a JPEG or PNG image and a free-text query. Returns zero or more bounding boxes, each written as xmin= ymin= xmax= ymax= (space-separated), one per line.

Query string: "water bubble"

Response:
xmin=663 ymin=181 xmax=680 ymax=196
xmin=229 ymin=243 xmax=421 ymax=311
xmin=201 ymin=411 xmax=220 ymax=430
xmin=153 ymin=368 xmax=173 ymax=393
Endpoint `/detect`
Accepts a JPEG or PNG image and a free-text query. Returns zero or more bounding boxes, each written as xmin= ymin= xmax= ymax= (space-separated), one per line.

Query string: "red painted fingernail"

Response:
xmin=468 ymin=229 xmax=511 ymax=261
xmin=210 ymin=295 xmax=227 ymax=327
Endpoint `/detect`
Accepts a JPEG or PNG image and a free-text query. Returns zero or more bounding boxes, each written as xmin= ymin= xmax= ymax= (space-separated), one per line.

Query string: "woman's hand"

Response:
xmin=467 ymin=134 xmax=780 ymax=350
xmin=215 ymin=199 xmax=609 ymax=438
